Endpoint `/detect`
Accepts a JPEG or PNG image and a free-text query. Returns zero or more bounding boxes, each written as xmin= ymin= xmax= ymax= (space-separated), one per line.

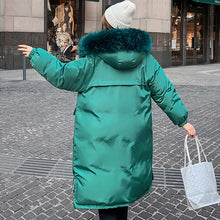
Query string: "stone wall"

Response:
xmin=132 ymin=0 xmax=171 ymax=33
xmin=132 ymin=0 xmax=172 ymax=67
xmin=84 ymin=1 xmax=102 ymax=33
xmin=0 ymin=32 xmax=46 ymax=69
xmin=0 ymin=0 xmax=46 ymax=69
xmin=0 ymin=0 xmax=44 ymax=32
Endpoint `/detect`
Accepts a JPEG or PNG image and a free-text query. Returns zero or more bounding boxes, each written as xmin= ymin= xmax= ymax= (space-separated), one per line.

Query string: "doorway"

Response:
xmin=186 ymin=4 xmax=206 ymax=64
xmin=172 ymin=0 xmax=209 ymax=65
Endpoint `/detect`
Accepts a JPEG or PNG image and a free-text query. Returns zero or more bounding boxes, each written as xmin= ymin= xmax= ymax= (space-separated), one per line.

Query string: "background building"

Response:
xmin=171 ymin=0 xmax=220 ymax=65
xmin=0 ymin=0 xmax=219 ymax=69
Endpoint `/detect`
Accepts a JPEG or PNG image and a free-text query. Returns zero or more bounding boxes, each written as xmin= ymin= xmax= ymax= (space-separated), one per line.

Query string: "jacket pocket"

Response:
xmin=73 ymin=108 xmax=76 ymax=115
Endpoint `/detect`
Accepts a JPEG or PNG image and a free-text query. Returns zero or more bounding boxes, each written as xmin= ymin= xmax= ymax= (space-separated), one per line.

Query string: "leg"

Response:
xmin=98 ymin=208 xmax=117 ymax=220
xmin=116 ymin=206 xmax=128 ymax=220
xmin=98 ymin=206 xmax=128 ymax=220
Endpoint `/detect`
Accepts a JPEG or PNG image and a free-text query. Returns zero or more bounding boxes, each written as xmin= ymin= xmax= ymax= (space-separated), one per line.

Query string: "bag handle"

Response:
xmin=195 ymin=136 xmax=208 ymax=162
xmin=184 ymin=135 xmax=192 ymax=166
xmin=184 ymin=135 xmax=208 ymax=167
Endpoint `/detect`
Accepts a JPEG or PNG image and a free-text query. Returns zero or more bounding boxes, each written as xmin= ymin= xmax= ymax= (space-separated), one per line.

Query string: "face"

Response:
xmin=62 ymin=23 xmax=67 ymax=32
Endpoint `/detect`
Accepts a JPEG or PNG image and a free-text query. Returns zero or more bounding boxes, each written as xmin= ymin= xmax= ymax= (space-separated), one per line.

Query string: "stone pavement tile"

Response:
xmin=138 ymin=210 xmax=152 ymax=219
xmin=0 ymin=203 xmax=9 ymax=213
xmin=36 ymin=213 xmax=48 ymax=220
xmin=128 ymin=210 xmax=137 ymax=219
xmin=11 ymin=203 xmax=22 ymax=213
xmin=41 ymin=201 xmax=53 ymax=210
xmin=206 ymin=217 xmax=218 ymax=220
xmin=32 ymin=206 xmax=44 ymax=215
xmin=163 ymin=202 xmax=176 ymax=211
xmin=10 ymin=210 xmax=24 ymax=219
xmin=181 ymin=209 xmax=197 ymax=219
xmin=1 ymin=210 xmax=13 ymax=218
xmin=81 ymin=211 xmax=96 ymax=219
xmin=193 ymin=216 xmax=207 ymax=220
xmin=157 ymin=207 xmax=170 ymax=216
xmin=46 ymin=191 xmax=57 ymax=200
xmin=23 ymin=212 xmax=36 ymax=220
xmin=130 ymin=205 xmax=144 ymax=214
xmin=143 ymin=195 xmax=156 ymax=204
xmin=44 ymin=207 xmax=56 ymax=217
xmin=56 ymin=209 xmax=69 ymax=218
xmin=178 ymin=214 xmax=192 ymax=220
xmin=61 ymin=198 xmax=72 ymax=207
xmin=143 ymin=206 xmax=157 ymax=215
xmin=150 ymin=201 xmax=164 ymax=210
xmin=210 ymin=207 xmax=220 ymax=219
xmin=166 ymin=213 xmax=177 ymax=220
xmin=176 ymin=203 xmax=187 ymax=212
xmin=47 ymin=215 xmax=60 ymax=220
xmin=138 ymin=201 xmax=148 ymax=209
xmin=151 ymin=212 xmax=164 ymax=219
xmin=132 ymin=217 xmax=143 ymax=220
xmin=198 ymin=209 xmax=214 ymax=218
xmin=67 ymin=210 xmax=82 ymax=219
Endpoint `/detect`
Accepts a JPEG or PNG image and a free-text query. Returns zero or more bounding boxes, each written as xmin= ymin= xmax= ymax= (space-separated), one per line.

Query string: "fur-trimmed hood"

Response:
xmin=78 ymin=28 xmax=152 ymax=70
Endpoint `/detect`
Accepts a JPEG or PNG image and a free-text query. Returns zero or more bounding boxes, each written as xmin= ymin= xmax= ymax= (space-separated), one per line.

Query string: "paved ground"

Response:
xmin=0 ymin=63 xmax=220 ymax=219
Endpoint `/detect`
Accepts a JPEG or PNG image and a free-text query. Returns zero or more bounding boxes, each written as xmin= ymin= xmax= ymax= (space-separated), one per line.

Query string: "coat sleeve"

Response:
xmin=148 ymin=57 xmax=188 ymax=127
xmin=28 ymin=48 xmax=94 ymax=92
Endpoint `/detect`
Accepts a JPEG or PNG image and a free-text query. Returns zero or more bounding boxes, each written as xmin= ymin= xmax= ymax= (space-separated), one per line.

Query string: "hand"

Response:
xmin=18 ymin=45 xmax=33 ymax=57
xmin=71 ymin=45 xmax=78 ymax=52
xmin=182 ymin=123 xmax=196 ymax=138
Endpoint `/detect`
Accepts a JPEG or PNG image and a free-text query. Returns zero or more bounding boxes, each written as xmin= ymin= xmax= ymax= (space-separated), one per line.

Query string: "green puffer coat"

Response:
xmin=28 ymin=28 xmax=188 ymax=209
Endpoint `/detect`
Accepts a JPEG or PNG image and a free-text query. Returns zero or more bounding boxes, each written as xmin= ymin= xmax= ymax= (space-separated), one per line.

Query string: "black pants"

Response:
xmin=98 ymin=206 xmax=128 ymax=220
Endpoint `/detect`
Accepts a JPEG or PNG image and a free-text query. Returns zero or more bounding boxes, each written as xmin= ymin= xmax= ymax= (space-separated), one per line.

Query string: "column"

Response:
xmin=180 ymin=0 xmax=187 ymax=65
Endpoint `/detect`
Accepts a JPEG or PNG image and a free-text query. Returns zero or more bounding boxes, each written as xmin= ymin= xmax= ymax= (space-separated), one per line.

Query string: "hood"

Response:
xmin=78 ymin=28 xmax=152 ymax=70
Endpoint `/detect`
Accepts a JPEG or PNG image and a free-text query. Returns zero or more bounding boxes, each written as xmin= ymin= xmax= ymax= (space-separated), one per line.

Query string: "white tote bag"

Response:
xmin=181 ymin=135 xmax=220 ymax=210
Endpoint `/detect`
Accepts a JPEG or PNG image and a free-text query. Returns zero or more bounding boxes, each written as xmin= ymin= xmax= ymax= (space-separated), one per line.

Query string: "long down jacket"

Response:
xmin=28 ymin=28 xmax=188 ymax=209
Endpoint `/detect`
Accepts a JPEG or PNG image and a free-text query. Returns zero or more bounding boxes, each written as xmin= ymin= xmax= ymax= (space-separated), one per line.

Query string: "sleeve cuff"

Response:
xmin=28 ymin=48 xmax=37 ymax=60
xmin=178 ymin=120 xmax=188 ymax=127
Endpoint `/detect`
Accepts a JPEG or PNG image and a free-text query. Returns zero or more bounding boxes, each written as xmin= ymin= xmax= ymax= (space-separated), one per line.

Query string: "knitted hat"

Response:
xmin=105 ymin=0 xmax=136 ymax=29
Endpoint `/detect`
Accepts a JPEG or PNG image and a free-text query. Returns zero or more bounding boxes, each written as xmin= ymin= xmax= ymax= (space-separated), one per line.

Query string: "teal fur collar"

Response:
xmin=78 ymin=28 xmax=152 ymax=57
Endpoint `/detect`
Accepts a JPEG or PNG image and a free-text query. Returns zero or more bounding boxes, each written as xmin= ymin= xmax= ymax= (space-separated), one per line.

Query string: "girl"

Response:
xmin=18 ymin=1 xmax=196 ymax=219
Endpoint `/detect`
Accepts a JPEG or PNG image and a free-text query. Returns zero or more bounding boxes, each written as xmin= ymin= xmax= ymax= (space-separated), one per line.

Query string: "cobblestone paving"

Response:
xmin=0 ymin=64 xmax=220 ymax=219
xmin=0 ymin=174 xmax=219 ymax=220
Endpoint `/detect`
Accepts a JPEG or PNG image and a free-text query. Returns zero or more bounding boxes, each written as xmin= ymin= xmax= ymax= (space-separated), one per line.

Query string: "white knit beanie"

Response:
xmin=104 ymin=0 xmax=136 ymax=29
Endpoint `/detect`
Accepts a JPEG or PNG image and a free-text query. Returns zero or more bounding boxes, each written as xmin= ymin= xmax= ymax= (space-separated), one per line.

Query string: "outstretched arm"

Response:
xmin=18 ymin=45 xmax=94 ymax=92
